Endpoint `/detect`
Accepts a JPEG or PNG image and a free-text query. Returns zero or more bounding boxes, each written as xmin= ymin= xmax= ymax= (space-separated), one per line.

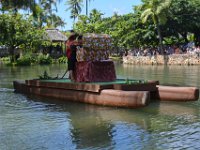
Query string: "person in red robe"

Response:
xmin=66 ymin=32 xmax=78 ymax=80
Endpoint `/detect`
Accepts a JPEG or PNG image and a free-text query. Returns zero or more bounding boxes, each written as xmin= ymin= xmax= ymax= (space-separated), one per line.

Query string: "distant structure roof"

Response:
xmin=45 ymin=28 xmax=67 ymax=42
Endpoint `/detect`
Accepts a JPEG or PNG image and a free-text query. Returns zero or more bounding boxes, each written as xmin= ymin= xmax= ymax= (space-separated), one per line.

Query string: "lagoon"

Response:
xmin=1 ymin=62 xmax=200 ymax=149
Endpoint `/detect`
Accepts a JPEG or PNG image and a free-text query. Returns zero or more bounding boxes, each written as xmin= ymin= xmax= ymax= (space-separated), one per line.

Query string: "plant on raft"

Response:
xmin=125 ymin=78 xmax=148 ymax=84
xmin=58 ymin=56 xmax=67 ymax=64
xmin=39 ymin=71 xmax=52 ymax=79
xmin=39 ymin=70 xmax=59 ymax=80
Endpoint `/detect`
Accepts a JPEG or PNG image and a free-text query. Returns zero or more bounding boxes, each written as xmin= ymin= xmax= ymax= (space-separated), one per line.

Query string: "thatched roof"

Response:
xmin=45 ymin=28 xmax=67 ymax=42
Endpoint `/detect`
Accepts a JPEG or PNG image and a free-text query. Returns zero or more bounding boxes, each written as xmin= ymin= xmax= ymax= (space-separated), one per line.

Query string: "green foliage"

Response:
xmin=37 ymin=53 xmax=53 ymax=65
xmin=163 ymin=36 xmax=184 ymax=45
xmin=74 ymin=9 xmax=104 ymax=33
xmin=15 ymin=53 xmax=37 ymax=66
xmin=16 ymin=55 xmax=32 ymax=66
xmin=14 ymin=53 xmax=53 ymax=66
xmin=0 ymin=0 xmax=65 ymax=29
xmin=74 ymin=11 xmax=158 ymax=50
xmin=165 ymin=0 xmax=200 ymax=44
xmin=66 ymin=0 xmax=82 ymax=22
xmin=0 ymin=57 xmax=10 ymax=62
xmin=0 ymin=13 xmax=44 ymax=62
xmin=38 ymin=70 xmax=59 ymax=80
xmin=0 ymin=0 xmax=43 ymax=15
xmin=1 ymin=0 xmax=200 ymax=57
xmin=139 ymin=0 xmax=172 ymax=54
xmin=58 ymin=56 xmax=67 ymax=64
xmin=73 ymin=0 xmax=200 ymax=51
xmin=38 ymin=70 xmax=52 ymax=79
xmin=125 ymin=78 xmax=147 ymax=85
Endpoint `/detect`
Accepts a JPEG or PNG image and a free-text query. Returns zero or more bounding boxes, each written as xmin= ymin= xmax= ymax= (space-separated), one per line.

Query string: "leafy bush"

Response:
xmin=58 ymin=56 xmax=67 ymax=64
xmin=15 ymin=53 xmax=37 ymax=66
xmin=16 ymin=55 xmax=32 ymax=66
xmin=0 ymin=57 xmax=10 ymax=62
xmin=38 ymin=53 xmax=53 ymax=65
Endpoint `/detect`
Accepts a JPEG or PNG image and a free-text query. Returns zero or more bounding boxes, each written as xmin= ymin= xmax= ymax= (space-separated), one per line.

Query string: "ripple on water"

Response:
xmin=1 ymin=64 xmax=200 ymax=149
xmin=109 ymin=122 xmax=151 ymax=150
xmin=0 ymin=91 xmax=75 ymax=150
xmin=153 ymin=122 xmax=200 ymax=149
xmin=0 ymin=88 xmax=14 ymax=92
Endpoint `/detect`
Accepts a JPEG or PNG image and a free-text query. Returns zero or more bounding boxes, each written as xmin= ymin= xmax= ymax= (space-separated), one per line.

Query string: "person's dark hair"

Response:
xmin=68 ymin=33 xmax=79 ymax=41
xmin=68 ymin=34 xmax=76 ymax=41
xmin=77 ymin=35 xmax=83 ymax=40
xmin=70 ymin=45 xmax=77 ymax=50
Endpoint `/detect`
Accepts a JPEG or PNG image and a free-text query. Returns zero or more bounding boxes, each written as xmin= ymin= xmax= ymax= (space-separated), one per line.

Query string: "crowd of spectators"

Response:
xmin=126 ymin=42 xmax=200 ymax=57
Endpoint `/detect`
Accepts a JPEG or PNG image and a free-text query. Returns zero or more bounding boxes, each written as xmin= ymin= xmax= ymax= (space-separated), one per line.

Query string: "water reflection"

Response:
xmin=30 ymin=98 xmax=153 ymax=149
xmin=0 ymin=64 xmax=67 ymax=88
xmin=27 ymin=96 xmax=200 ymax=149
xmin=1 ymin=63 xmax=200 ymax=149
xmin=117 ymin=63 xmax=200 ymax=87
xmin=69 ymin=106 xmax=113 ymax=149
xmin=0 ymin=93 xmax=75 ymax=150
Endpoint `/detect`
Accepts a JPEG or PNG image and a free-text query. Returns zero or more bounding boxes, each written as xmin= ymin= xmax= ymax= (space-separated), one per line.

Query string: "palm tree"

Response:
xmin=0 ymin=0 xmax=62 ymax=16
xmin=0 ymin=0 xmax=35 ymax=14
xmin=89 ymin=9 xmax=103 ymax=23
xmin=46 ymin=14 xmax=65 ymax=28
xmin=85 ymin=0 xmax=93 ymax=16
xmin=66 ymin=0 xmax=82 ymax=23
xmin=139 ymin=0 xmax=171 ymax=54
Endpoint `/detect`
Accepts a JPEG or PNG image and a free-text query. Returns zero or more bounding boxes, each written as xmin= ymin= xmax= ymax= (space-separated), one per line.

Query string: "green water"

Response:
xmin=1 ymin=62 xmax=200 ymax=149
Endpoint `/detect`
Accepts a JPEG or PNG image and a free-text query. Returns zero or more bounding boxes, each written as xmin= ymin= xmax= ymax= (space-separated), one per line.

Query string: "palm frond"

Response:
xmin=141 ymin=8 xmax=153 ymax=23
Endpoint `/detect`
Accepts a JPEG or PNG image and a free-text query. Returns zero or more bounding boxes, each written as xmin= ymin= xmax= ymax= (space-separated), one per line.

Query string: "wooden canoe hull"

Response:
xmin=13 ymin=79 xmax=199 ymax=109
xmin=13 ymin=81 xmax=150 ymax=108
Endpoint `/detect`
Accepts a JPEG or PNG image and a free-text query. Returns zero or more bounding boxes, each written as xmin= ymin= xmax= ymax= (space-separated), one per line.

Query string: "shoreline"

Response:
xmin=123 ymin=54 xmax=200 ymax=65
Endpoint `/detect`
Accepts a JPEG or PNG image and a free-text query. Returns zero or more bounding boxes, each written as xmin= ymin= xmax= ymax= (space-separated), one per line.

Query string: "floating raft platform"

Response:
xmin=13 ymin=79 xmax=199 ymax=108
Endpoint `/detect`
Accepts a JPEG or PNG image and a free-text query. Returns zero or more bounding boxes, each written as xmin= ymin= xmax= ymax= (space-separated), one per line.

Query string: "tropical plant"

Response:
xmin=66 ymin=0 xmax=82 ymax=23
xmin=37 ymin=53 xmax=53 ymax=65
xmin=39 ymin=70 xmax=53 ymax=79
xmin=58 ymin=56 xmax=67 ymax=63
xmin=74 ymin=9 xmax=103 ymax=33
xmin=0 ymin=13 xmax=44 ymax=62
xmin=16 ymin=54 xmax=33 ymax=66
xmin=166 ymin=0 xmax=200 ymax=45
xmin=85 ymin=0 xmax=94 ymax=16
xmin=0 ymin=0 xmax=62 ymax=14
xmin=0 ymin=0 xmax=37 ymax=14
xmin=138 ymin=0 xmax=172 ymax=54
xmin=0 ymin=0 xmax=65 ymax=29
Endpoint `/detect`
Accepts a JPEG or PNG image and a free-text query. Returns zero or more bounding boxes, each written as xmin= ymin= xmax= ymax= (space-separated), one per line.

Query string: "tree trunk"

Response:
xmin=86 ymin=0 xmax=88 ymax=16
xmin=155 ymin=18 xmax=168 ymax=64
xmin=194 ymin=32 xmax=200 ymax=45
xmin=154 ymin=16 xmax=163 ymax=55
xmin=156 ymin=24 xmax=163 ymax=55
xmin=9 ymin=46 xmax=15 ymax=63
xmin=156 ymin=26 xmax=169 ymax=64
xmin=182 ymin=32 xmax=188 ymax=43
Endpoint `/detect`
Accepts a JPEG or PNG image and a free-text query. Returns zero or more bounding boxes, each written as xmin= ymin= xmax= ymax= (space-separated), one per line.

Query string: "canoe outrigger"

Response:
xmin=13 ymin=33 xmax=199 ymax=108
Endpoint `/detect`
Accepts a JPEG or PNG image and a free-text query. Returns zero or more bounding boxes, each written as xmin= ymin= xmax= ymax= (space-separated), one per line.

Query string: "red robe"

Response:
xmin=66 ymin=40 xmax=78 ymax=58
